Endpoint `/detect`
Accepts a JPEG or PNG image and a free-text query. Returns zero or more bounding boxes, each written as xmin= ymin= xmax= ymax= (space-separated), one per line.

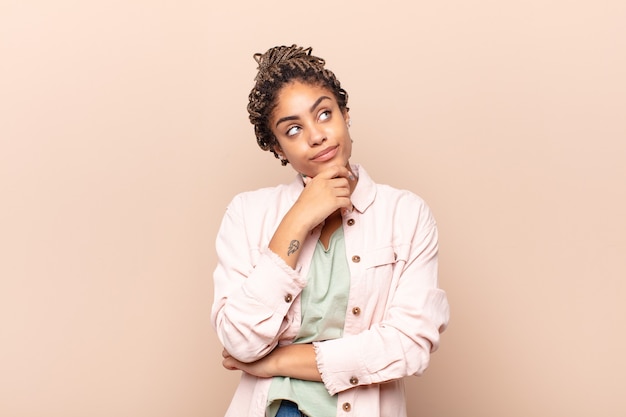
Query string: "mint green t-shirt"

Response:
xmin=266 ymin=226 xmax=350 ymax=417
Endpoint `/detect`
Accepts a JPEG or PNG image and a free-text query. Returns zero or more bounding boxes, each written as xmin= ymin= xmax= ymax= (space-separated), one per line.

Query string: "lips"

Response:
xmin=311 ymin=146 xmax=338 ymax=162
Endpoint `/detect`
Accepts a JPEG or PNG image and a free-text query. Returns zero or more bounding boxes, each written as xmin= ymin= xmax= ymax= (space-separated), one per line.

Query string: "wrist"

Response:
xmin=271 ymin=344 xmax=322 ymax=382
xmin=284 ymin=203 xmax=320 ymax=233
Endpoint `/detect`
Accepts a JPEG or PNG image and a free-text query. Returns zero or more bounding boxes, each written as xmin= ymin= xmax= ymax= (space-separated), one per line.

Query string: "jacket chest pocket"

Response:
xmin=360 ymin=246 xmax=402 ymax=289
xmin=363 ymin=246 xmax=398 ymax=269
xmin=360 ymin=244 xmax=410 ymax=289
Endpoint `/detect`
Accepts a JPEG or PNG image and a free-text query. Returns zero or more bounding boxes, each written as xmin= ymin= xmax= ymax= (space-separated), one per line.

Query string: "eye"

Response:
xmin=286 ymin=125 xmax=301 ymax=137
xmin=319 ymin=110 xmax=331 ymax=121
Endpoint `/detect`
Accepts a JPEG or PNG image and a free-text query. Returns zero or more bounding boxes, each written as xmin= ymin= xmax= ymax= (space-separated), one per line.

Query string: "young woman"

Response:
xmin=211 ymin=45 xmax=449 ymax=417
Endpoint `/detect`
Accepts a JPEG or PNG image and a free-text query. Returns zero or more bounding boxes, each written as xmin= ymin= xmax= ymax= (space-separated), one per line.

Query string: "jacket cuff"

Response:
xmin=313 ymin=338 xmax=371 ymax=396
xmin=243 ymin=247 xmax=307 ymax=312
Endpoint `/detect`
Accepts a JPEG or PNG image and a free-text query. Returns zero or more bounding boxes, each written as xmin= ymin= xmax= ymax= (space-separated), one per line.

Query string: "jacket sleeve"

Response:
xmin=313 ymin=197 xmax=450 ymax=395
xmin=210 ymin=194 xmax=307 ymax=363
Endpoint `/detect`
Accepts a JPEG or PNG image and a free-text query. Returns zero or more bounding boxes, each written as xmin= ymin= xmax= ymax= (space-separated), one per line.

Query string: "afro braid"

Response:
xmin=247 ymin=45 xmax=349 ymax=165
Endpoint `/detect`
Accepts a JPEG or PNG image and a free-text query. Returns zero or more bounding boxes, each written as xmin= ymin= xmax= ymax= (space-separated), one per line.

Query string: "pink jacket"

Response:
xmin=211 ymin=165 xmax=449 ymax=416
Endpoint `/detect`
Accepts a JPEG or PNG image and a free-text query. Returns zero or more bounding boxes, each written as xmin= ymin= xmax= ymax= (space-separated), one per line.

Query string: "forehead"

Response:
xmin=272 ymin=81 xmax=337 ymax=115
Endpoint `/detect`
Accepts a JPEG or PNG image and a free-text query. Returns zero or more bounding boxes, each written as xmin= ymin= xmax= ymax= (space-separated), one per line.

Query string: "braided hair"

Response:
xmin=247 ymin=45 xmax=349 ymax=166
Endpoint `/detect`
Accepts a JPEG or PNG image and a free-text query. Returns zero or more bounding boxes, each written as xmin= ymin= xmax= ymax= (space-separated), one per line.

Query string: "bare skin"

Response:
xmin=222 ymin=344 xmax=321 ymax=381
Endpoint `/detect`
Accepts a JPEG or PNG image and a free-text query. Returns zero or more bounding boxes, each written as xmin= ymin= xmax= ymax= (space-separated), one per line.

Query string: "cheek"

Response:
xmin=280 ymin=143 xmax=308 ymax=166
xmin=343 ymin=129 xmax=353 ymax=152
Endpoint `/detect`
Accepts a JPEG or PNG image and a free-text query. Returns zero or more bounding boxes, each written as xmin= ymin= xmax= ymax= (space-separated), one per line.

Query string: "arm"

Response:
xmin=219 ymin=222 xmax=447 ymax=388
xmin=211 ymin=196 xmax=307 ymax=363
xmin=211 ymin=166 xmax=355 ymax=363
xmin=268 ymin=166 xmax=355 ymax=269
xmin=222 ymin=343 xmax=322 ymax=382
xmin=313 ymin=197 xmax=449 ymax=395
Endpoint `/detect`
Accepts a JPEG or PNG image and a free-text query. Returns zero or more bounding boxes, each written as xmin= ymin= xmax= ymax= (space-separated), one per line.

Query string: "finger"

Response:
xmin=222 ymin=357 xmax=239 ymax=371
xmin=332 ymin=184 xmax=351 ymax=197
xmin=222 ymin=349 xmax=230 ymax=358
xmin=335 ymin=166 xmax=356 ymax=181
xmin=316 ymin=165 xmax=354 ymax=181
xmin=329 ymin=177 xmax=350 ymax=189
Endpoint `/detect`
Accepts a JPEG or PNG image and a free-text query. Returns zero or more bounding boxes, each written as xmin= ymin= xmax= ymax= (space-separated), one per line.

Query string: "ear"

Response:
xmin=273 ymin=144 xmax=284 ymax=158
xmin=342 ymin=108 xmax=350 ymax=126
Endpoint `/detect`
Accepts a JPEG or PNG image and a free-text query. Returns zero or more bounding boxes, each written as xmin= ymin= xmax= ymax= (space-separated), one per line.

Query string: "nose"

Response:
xmin=308 ymin=124 xmax=326 ymax=146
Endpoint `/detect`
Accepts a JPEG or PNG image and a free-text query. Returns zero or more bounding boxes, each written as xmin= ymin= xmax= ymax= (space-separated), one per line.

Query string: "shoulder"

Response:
xmin=383 ymin=187 xmax=436 ymax=234
xmin=228 ymin=184 xmax=287 ymax=208
xmin=375 ymin=183 xmax=434 ymax=220
xmin=376 ymin=183 xmax=427 ymax=205
xmin=229 ymin=185 xmax=284 ymax=205
xmin=225 ymin=182 xmax=299 ymax=216
xmin=218 ymin=183 xmax=297 ymax=238
xmin=353 ymin=164 xmax=435 ymax=225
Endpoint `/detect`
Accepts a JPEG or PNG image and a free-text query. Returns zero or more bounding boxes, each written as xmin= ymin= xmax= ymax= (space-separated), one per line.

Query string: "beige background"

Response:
xmin=1 ymin=1 xmax=625 ymax=416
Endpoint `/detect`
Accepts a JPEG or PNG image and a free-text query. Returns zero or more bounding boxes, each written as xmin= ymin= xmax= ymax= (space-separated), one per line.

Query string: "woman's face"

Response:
xmin=269 ymin=81 xmax=351 ymax=178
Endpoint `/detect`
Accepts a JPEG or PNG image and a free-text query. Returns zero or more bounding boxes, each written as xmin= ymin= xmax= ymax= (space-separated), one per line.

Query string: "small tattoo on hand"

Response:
xmin=287 ymin=240 xmax=300 ymax=256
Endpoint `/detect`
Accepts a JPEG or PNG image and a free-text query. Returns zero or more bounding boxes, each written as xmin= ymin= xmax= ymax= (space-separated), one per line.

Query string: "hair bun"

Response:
xmin=253 ymin=45 xmax=325 ymax=79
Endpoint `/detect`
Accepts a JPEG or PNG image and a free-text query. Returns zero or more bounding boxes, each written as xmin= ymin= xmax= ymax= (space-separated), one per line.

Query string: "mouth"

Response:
xmin=311 ymin=146 xmax=338 ymax=162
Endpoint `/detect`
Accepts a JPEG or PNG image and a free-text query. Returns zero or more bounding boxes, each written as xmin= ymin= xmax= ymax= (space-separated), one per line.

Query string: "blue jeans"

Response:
xmin=276 ymin=400 xmax=307 ymax=417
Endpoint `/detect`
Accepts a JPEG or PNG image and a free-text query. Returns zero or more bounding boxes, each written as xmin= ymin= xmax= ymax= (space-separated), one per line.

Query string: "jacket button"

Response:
xmin=346 ymin=218 xmax=355 ymax=226
xmin=284 ymin=294 xmax=293 ymax=303
xmin=352 ymin=306 xmax=361 ymax=316
xmin=342 ymin=402 xmax=352 ymax=412
xmin=349 ymin=376 xmax=359 ymax=385
xmin=351 ymin=255 xmax=360 ymax=263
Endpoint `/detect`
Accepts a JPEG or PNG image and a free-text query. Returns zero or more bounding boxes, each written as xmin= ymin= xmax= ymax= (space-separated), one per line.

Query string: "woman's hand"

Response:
xmin=222 ymin=348 xmax=276 ymax=378
xmin=222 ymin=344 xmax=322 ymax=382
xmin=292 ymin=165 xmax=355 ymax=231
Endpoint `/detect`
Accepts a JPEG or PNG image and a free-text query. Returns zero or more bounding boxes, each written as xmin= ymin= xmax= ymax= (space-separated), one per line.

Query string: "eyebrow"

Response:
xmin=275 ymin=95 xmax=332 ymax=128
